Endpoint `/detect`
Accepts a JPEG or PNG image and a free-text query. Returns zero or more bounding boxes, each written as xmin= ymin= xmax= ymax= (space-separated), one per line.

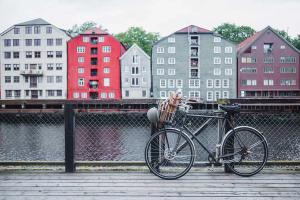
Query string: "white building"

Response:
xmin=120 ymin=44 xmax=151 ymax=99
xmin=0 ymin=18 xmax=70 ymax=99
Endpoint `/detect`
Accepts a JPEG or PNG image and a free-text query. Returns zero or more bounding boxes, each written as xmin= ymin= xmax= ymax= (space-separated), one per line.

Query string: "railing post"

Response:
xmin=224 ymin=114 xmax=234 ymax=173
xmin=64 ymin=103 xmax=75 ymax=172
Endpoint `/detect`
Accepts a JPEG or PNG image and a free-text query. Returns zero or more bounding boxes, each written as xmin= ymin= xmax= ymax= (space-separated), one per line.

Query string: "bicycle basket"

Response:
xmin=158 ymin=92 xmax=182 ymax=125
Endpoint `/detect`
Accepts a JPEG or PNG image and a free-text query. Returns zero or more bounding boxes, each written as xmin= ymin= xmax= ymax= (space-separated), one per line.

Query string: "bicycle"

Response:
xmin=145 ymin=96 xmax=268 ymax=180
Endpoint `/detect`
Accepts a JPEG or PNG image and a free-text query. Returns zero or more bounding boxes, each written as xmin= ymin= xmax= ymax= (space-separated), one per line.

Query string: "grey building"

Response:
xmin=152 ymin=25 xmax=237 ymax=102
xmin=120 ymin=43 xmax=151 ymax=99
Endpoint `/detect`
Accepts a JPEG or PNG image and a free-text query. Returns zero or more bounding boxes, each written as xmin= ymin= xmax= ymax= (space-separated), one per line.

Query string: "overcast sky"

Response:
xmin=0 ymin=0 xmax=299 ymax=38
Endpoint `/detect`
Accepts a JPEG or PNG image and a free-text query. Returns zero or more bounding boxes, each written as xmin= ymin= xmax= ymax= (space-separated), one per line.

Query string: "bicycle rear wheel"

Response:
xmin=222 ymin=127 xmax=268 ymax=177
xmin=145 ymin=129 xmax=195 ymax=180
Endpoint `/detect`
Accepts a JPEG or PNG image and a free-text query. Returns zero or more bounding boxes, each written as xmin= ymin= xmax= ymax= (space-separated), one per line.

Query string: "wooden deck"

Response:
xmin=0 ymin=171 xmax=300 ymax=200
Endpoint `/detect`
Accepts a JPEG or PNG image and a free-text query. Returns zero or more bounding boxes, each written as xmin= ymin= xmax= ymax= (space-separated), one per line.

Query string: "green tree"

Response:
xmin=292 ymin=35 xmax=300 ymax=51
xmin=275 ymin=29 xmax=293 ymax=43
xmin=68 ymin=21 xmax=107 ymax=36
xmin=213 ymin=23 xmax=256 ymax=43
xmin=115 ymin=27 xmax=160 ymax=55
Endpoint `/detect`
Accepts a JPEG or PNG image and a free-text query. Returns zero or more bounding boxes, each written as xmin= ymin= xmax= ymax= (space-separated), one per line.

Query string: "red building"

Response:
xmin=237 ymin=26 xmax=300 ymax=98
xmin=68 ymin=28 xmax=125 ymax=100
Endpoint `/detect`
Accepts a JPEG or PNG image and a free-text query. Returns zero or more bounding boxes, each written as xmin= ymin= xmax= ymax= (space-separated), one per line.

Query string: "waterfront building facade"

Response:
xmin=152 ymin=25 xmax=237 ymax=102
xmin=67 ymin=28 xmax=125 ymax=100
xmin=237 ymin=26 xmax=300 ymax=98
xmin=0 ymin=18 xmax=70 ymax=99
xmin=120 ymin=44 xmax=151 ymax=99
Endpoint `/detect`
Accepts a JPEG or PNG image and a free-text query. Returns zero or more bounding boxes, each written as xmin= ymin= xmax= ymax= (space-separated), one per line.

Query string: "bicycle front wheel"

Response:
xmin=222 ymin=127 xmax=268 ymax=177
xmin=145 ymin=129 xmax=195 ymax=180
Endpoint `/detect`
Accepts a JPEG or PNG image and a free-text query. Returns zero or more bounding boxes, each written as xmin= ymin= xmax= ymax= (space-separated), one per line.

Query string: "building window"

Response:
xmin=213 ymin=68 xmax=221 ymax=75
xmin=47 ymin=76 xmax=54 ymax=83
xmin=26 ymin=51 xmax=32 ymax=58
xmin=100 ymin=92 xmax=107 ymax=99
xmin=280 ymin=79 xmax=296 ymax=86
xmin=240 ymin=67 xmax=257 ymax=73
xmin=131 ymin=66 xmax=139 ymax=75
xmin=125 ymin=90 xmax=129 ymax=97
xmin=190 ymin=69 xmax=198 ymax=78
xmin=264 ymin=57 xmax=274 ymax=63
xmin=168 ymin=47 xmax=175 ymax=53
xmin=280 ymin=67 xmax=296 ymax=73
xmin=13 ymin=76 xmax=20 ymax=83
xmin=215 ymin=91 xmax=221 ymax=101
xmin=160 ymin=79 xmax=166 ymax=88
xmin=25 ymin=39 xmax=32 ymax=46
xmin=4 ymin=52 xmax=11 ymax=59
xmin=13 ymin=52 xmax=19 ymax=58
xmin=157 ymin=47 xmax=164 ymax=53
xmin=214 ymin=57 xmax=221 ymax=64
xmin=34 ymin=39 xmax=41 ymax=46
xmin=168 ymin=58 xmax=176 ymax=64
xmin=5 ymin=64 xmax=11 ymax=71
xmin=34 ymin=26 xmax=41 ymax=34
xmin=280 ymin=57 xmax=296 ymax=63
xmin=280 ymin=45 xmax=286 ymax=49
xmin=189 ymin=91 xmax=200 ymax=99
xmin=13 ymin=39 xmax=19 ymax=46
xmin=47 ymin=39 xmax=53 ymax=46
xmin=168 ymin=36 xmax=175 ymax=43
xmin=14 ymin=90 xmax=21 ymax=98
xmin=56 ymin=76 xmax=62 ymax=83
xmin=5 ymin=90 xmax=12 ymax=98
xmin=213 ymin=37 xmax=221 ymax=42
xmin=13 ymin=64 xmax=20 ymax=71
xmin=78 ymin=78 xmax=84 ymax=86
xmin=225 ymin=68 xmax=232 ymax=75
xmin=56 ymin=63 xmax=62 ymax=70
xmin=102 ymin=46 xmax=111 ymax=53
xmin=189 ymin=79 xmax=200 ymax=88
xmin=98 ymin=36 xmax=105 ymax=42
xmin=223 ymin=91 xmax=229 ymax=98
xmin=47 ymin=63 xmax=54 ymax=70
xmin=103 ymin=57 xmax=110 ymax=63
xmin=73 ymin=92 xmax=79 ymax=99
xmin=78 ymin=57 xmax=84 ymax=63
xmin=131 ymin=77 xmax=139 ymax=86
xmin=132 ymin=55 xmax=139 ymax=64
xmin=14 ymin=27 xmax=20 ymax=34
xmin=104 ymin=67 xmax=110 ymax=74
xmin=168 ymin=79 xmax=175 ymax=88
xmin=225 ymin=47 xmax=233 ymax=53
xmin=225 ymin=57 xmax=232 ymax=64
xmin=214 ymin=79 xmax=221 ymax=88
xmin=56 ymin=38 xmax=62 ymax=46
xmin=56 ymin=51 xmax=62 ymax=58
xmin=157 ymin=68 xmax=164 ymax=75
xmin=25 ymin=26 xmax=32 ymax=34
xmin=78 ymin=67 xmax=84 ymax=74
xmin=77 ymin=46 xmax=85 ymax=53
xmin=222 ymin=79 xmax=229 ymax=88
xmin=83 ymin=36 xmax=89 ymax=42
xmin=176 ymin=79 xmax=183 ymax=88
xmin=142 ymin=90 xmax=147 ymax=97
xmin=34 ymin=51 xmax=41 ymax=58
xmin=104 ymin=78 xmax=110 ymax=86
xmin=264 ymin=67 xmax=273 ymax=73
xmin=47 ymin=51 xmax=54 ymax=58
xmin=251 ymin=46 xmax=257 ymax=50
xmin=160 ymin=91 xmax=167 ymax=98
xmin=168 ymin=69 xmax=176 ymax=75
xmin=207 ymin=79 xmax=213 ymax=88
xmin=157 ymin=58 xmax=164 ymax=65
xmin=207 ymin=91 xmax=213 ymax=101
xmin=263 ymin=43 xmax=273 ymax=53
xmin=263 ymin=80 xmax=274 ymax=86
xmin=241 ymin=80 xmax=257 ymax=86
xmin=57 ymin=90 xmax=62 ymax=97
xmin=46 ymin=27 xmax=52 ymax=34
xmin=214 ymin=46 xmax=221 ymax=53
xmin=4 ymin=39 xmax=11 ymax=46
xmin=241 ymin=57 xmax=256 ymax=63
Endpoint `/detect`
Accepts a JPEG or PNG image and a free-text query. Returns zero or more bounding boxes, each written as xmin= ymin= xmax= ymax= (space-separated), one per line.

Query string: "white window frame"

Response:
xmin=98 ymin=36 xmax=105 ymax=43
xmin=225 ymin=46 xmax=233 ymax=53
xmin=168 ymin=47 xmax=176 ymax=54
xmin=189 ymin=79 xmax=200 ymax=88
xmin=104 ymin=78 xmax=110 ymax=87
xmin=207 ymin=91 xmax=213 ymax=101
xmin=83 ymin=37 xmax=89 ymax=43
xmin=189 ymin=91 xmax=200 ymax=99
xmin=168 ymin=69 xmax=176 ymax=75
xmin=78 ymin=78 xmax=84 ymax=86
xmin=225 ymin=68 xmax=233 ymax=75
xmin=214 ymin=91 xmax=221 ymax=101
xmin=73 ymin=92 xmax=79 ymax=99
xmin=102 ymin=46 xmax=111 ymax=53
xmin=225 ymin=57 xmax=233 ymax=64
xmin=168 ymin=36 xmax=175 ymax=43
xmin=214 ymin=46 xmax=221 ymax=53
xmin=108 ymin=92 xmax=115 ymax=99
xmin=176 ymin=79 xmax=183 ymax=88
xmin=160 ymin=91 xmax=167 ymax=99
xmin=214 ymin=79 xmax=221 ymax=88
xmin=160 ymin=79 xmax=166 ymax=88
xmin=81 ymin=92 xmax=87 ymax=99
xmin=223 ymin=91 xmax=229 ymax=98
xmin=103 ymin=57 xmax=110 ymax=63
xmin=168 ymin=58 xmax=176 ymax=64
xmin=222 ymin=79 xmax=229 ymax=88
xmin=77 ymin=46 xmax=85 ymax=53
xmin=101 ymin=92 xmax=107 ymax=98
xmin=213 ymin=37 xmax=221 ymax=42
xmin=157 ymin=68 xmax=164 ymax=75
xmin=207 ymin=79 xmax=213 ymax=88
xmin=78 ymin=67 xmax=84 ymax=74
xmin=214 ymin=57 xmax=221 ymax=64
xmin=168 ymin=79 xmax=175 ymax=88
xmin=78 ymin=57 xmax=84 ymax=63
xmin=104 ymin=67 xmax=110 ymax=74
xmin=157 ymin=47 xmax=164 ymax=53
xmin=213 ymin=68 xmax=221 ymax=75
xmin=157 ymin=58 xmax=164 ymax=65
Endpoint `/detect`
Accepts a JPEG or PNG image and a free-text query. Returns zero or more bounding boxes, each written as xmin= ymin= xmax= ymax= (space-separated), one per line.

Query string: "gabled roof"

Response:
xmin=15 ymin=18 xmax=51 ymax=26
xmin=120 ymin=43 xmax=150 ymax=60
xmin=82 ymin=27 xmax=108 ymax=35
xmin=175 ymin=25 xmax=212 ymax=34
xmin=238 ymin=26 xmax=300 ymax=55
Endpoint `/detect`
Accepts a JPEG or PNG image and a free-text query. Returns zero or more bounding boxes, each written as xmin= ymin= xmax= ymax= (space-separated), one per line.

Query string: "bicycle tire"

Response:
xmin=145 ymin=128 xmax=195 ymax=180
xmin=221 ymin=126 xmax=268 ymax=177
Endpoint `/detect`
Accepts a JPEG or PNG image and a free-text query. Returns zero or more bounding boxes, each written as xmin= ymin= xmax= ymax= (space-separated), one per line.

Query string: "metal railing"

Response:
xmin=0 ymin=100 xmax=299 ymax=172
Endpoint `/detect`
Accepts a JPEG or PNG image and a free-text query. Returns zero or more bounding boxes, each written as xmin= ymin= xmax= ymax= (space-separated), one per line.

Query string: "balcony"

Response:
xmin=91 ymin=58 xmax=98 ymax=66
xmin=91 ymin=48 xmax=98 ymax=55
xmin=190 ymin=58 xmax=199 ymax=67
xmin=20 ymin=70 xmax=43 ymax=76
xmin=89 ymin=80 xmax=99 ymax=89
xmin=190 ymin=36 xmax=199 ymax=45
xmin=190 ymin=47 xmax=198 ymax=57
xmin=91 ymin=37 xmax=98 ymax=45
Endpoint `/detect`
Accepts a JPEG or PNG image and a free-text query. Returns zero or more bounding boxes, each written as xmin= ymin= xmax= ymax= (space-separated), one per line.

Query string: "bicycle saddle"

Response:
xmin=219 ymin=104 xmax=240 ymax=114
